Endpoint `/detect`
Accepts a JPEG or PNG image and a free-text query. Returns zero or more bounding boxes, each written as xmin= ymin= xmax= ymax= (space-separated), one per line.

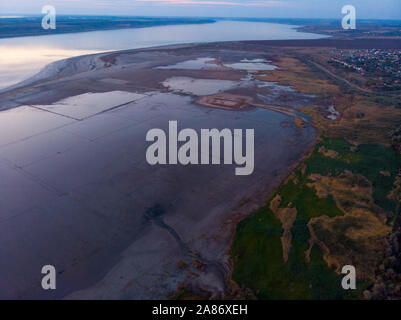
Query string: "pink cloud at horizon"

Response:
xmin=134 ymin=0 xmax=291 ymax=7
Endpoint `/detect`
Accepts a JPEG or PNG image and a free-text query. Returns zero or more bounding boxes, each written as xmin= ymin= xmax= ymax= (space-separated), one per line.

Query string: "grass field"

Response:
xmin=230 ymin=137 xmax=400 ymax=299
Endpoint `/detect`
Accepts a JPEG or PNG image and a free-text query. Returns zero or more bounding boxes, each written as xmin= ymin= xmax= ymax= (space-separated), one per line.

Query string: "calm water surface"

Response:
xmin=0 ymin=21 xmax=326 ymax=89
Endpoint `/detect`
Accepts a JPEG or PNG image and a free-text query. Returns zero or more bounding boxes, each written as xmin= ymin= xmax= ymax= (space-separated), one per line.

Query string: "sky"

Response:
xmin=0 ymin=0 xmax=400 ymax=19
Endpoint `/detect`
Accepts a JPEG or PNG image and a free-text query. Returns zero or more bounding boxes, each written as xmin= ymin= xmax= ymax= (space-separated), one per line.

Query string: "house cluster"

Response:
xmin=329 ymin=49 xmax=401 ymax=91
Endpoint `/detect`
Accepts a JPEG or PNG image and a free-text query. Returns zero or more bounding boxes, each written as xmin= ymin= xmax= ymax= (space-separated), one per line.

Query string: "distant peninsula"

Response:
xmin=0 ymin=15 xmax=216 ymax=39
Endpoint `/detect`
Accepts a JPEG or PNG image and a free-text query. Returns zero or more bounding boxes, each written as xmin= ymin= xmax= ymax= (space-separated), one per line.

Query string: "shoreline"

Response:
xmin=0 ymin=20 xmax=329 ymax=92
xmin=225 ymin=121 xmax=320 ymax=282
xmin=0 ymin=41 xmax=320 ymax=299
xmin=5 ymin=32 xmax=400 ymax=298
xmin=3 ymin=35 xmax=401 ymax=98
xmin=1 ymin=14 xmax=401 ymax=299
xmin=0 ymin=16 xmax=217 ymax=40
xmin=0 ymin=16 xmax=331 ymax=40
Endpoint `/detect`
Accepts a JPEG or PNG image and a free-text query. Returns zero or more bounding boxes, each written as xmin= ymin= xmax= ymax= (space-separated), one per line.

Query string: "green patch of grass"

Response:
xmin=231 ymin=136 xmax=399 ymax=300
xmin=231 ymin=205 xmax=290 ymax=299
xmin=318 ymin=137 xmax=353 ymax=154
xmin=352 ymin=144 xmax=401 ymax=211
xmin=276 ymin=176 xmax=343 ymax=220
xmin=231 ymin=173 xmax=346 ymax=299
xmin=337 ymin=153 xmax=361 ymax=163
xmin=305 ymin=138 xmax=401 ymax=212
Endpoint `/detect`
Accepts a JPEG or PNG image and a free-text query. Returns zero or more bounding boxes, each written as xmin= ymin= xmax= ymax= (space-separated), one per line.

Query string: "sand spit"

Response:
xmin=0 ymin=43 xmax=317 ymax=299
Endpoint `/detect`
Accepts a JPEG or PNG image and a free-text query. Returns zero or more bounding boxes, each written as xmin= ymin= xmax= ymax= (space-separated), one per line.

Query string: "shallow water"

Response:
xmin=162 ymin=76 xmax=239 ymax=96
xmin=37 ymin=91 xmax=148 ymax=120
xmin=0 ymin=20 xmax=326 ymax=89
xmin=0 ymin=91 xmax=316 ymax=299
xmin=224 ymin=59 xmax=277 ymax=71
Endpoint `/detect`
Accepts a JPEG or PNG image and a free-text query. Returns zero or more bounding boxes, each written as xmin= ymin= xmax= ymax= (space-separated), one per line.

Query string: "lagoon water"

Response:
xmin=0 ymin=19 xmax=324 ymax=298
xmin=0 ymin=91 xmax=316 ymax=299
xmin=0 ymin=20 xmax=326 ymax=89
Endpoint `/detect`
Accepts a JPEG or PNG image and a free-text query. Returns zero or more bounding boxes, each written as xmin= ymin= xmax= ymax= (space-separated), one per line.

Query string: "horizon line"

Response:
xmin=1 ymin=14 xmax=401 ymax=21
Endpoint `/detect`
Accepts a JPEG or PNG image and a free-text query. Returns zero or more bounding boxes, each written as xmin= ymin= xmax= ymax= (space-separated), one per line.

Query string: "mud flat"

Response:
xmin=0 ymin=43 xmax=318 ymax=299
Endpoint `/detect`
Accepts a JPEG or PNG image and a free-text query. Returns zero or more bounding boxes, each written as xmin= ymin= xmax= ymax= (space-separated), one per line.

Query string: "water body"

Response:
xmin=0 ymin=91 xmax=316 ymax=299
xmin=0 ymin=20 xmax=327 ymax=89
xmin=224 ymin=58 xmax=277 ymax=71
xmin=0 ymin=22 xmax=324 ymax=298
xmin=162 ymin=77 xmax=239 ymax=96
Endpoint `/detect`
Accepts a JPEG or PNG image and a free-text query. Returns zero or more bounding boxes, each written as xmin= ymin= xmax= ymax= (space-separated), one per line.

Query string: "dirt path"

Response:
xmin=309 ymin=61 xmax=373 ymax=94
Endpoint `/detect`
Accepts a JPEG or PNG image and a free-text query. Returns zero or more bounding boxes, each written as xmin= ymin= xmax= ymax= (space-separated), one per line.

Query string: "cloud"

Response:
xmin=135 ymin=0 xmax=291 ymax=7
xmin=2 ymin=0 xmax=399 ymax=19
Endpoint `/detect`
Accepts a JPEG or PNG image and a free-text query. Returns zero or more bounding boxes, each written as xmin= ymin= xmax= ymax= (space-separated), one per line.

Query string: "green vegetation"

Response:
xmin=306 ymin=138 xmax=401 ymax=212
xmin=231 ymin=165 xmax=345 ymax=299
xmin=231 ymin=137 xmax=399 ymax=299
